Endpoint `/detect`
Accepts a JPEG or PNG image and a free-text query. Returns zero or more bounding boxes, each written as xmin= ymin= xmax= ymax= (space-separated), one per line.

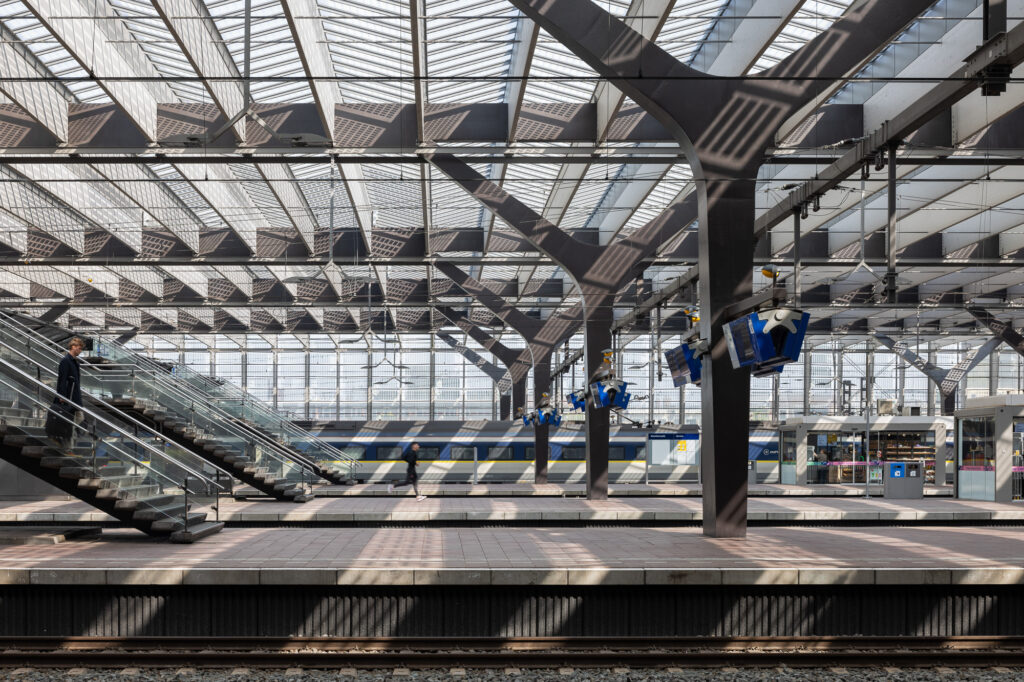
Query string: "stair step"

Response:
xmin=169 ymin=521 xmax=224 ymax=543
xmin=95 ymin=484 xmax=159 ymax=500
xmin=132 ymin=501 xmax=187 ymax=521
xmin=115 ymin=493 xmax=178 ymax=511
xmin=40 ymin=455 xmax=77 ymax=469
xmin=150 ymin=511 xmax=208 ymax=533
xmin=19 ymin=445 xmax=62 ymax=458
xmin=59 ymin=466 xmax=96 ymax=479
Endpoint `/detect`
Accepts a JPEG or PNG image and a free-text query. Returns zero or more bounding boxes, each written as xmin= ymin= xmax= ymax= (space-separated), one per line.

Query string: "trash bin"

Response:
xmin=883 ymin=460 xmax=924 ymax=499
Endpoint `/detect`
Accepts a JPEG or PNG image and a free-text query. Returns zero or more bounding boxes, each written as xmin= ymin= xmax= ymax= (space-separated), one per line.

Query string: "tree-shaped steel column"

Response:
xmin=435 ymin=261 xmax=580 ymax=485
xmin=435 ymin=306 xmax=527 ymax=420
xmin=437 ymin=0 xmax=933 ymax=532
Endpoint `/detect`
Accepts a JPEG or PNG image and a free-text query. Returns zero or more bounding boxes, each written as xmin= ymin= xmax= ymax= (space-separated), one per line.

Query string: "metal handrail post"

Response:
xmin=182 ymin=478 xmax=190 ymax=533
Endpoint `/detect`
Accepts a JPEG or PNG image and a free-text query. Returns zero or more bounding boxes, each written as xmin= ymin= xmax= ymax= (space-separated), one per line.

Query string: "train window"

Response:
xmin=562 ymin=446 xmax=585 ymax=460
xmin=417 ymin=447 xmax=440 ymax=460
xmin=609 ymin=446 xmax=625 ymax=460
xmin=486 ymin=446 xmax=513 ymax=460
xmin=451 ymin=446 xmax=476 ymax=461
xmin=377 ymin=446 xmax=404 ymax=460
xmin=524 ymin=447 xmax=535 ymax=461
xmin=337 ymin=445 xmax=365 ymax=460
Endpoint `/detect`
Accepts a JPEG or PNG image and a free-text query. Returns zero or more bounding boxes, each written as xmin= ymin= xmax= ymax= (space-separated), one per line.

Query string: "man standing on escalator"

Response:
xmin=48 ymin=337 xmax=84 ymax=448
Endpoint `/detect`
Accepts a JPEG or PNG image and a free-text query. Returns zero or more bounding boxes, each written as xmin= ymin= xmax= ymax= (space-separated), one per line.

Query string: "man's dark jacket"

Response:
xmin=57 ymin=353 xmax=82 ymax=406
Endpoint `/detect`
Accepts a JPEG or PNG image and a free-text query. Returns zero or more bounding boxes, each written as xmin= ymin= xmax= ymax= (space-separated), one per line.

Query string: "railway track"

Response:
xmin=1 ymin=637 xmax=1024 ymax=669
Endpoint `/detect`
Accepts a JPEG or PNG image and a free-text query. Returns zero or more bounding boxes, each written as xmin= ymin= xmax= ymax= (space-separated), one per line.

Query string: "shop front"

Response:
xmin=954 ymin=395 xmax=1024 ymax=502
xmin=778 ymin=416 xmax=951 ymax=487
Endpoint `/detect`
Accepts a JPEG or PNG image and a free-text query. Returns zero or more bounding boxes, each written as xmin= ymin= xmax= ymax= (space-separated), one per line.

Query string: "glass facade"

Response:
xmin=123 ymin=334 xmax=1011 ymax=424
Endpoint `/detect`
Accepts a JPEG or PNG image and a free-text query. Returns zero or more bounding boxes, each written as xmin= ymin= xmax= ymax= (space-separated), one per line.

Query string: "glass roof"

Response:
xmin=0 ymin=0 xmax=1004 ymax=340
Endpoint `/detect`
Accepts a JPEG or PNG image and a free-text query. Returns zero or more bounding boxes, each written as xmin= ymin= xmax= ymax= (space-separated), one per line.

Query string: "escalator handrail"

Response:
xmin=0 ymin=354 xmax=227 ymax=495
xmin=0 ymin=334 xmax=233 ymax=488
xmin=0 ymin=314 xmax=323 ymax=476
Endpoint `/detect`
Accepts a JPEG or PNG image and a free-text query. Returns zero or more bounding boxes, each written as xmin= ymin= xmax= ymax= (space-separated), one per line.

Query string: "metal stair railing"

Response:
xmin=0 ymin=317 xmax=320 ymax=491
xmin=0 ymin=332 xmax=234 ymax=495
xmin=104 ymin=345 xmax=360 ymax=481
xmin=0 ymin=355 xmax=227 ymax=531
xmin=0 ymin=312 xmax=346 ymax=484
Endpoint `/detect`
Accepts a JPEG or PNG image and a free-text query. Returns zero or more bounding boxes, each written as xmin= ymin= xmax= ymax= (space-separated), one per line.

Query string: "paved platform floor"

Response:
xmin=1 ymin=524 xmax=1023 ymax=586
xmin=0 ymin=495 xmax=1017 ymax=524
xmin=309 ymin=482 xmax=955 ymax=497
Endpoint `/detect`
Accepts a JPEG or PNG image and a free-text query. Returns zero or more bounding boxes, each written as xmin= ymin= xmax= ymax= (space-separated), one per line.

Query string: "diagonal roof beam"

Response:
xmin=280 ymin=0 xmax=339 ymax=140
xmin=151 ymin=0 xmax=247 ymax=142
xmin=968 ymin=307 xmax=1024 ymax=357
xmin=435 ymin=331 xmax=511 ymax=393
xmin=21 ymin=0 xmax=172 ymax=141
xmin=756 ymin=20 xmax=1024 ymax=238
xmin=0 ymin=21 xmax=69 ymax=142
xmin=410 ymin=0 xmax=429 ymax=143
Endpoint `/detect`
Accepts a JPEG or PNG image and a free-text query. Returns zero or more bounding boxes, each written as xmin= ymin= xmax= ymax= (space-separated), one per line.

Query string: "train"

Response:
xmin=299 ymin=420 xmax=782 ymax=484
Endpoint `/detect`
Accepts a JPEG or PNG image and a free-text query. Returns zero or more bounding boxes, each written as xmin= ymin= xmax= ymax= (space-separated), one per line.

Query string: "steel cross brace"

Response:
xmin=435 ymin=306 xmax=526 ymax=420
xmin=437 ymin=0 xmax=935 ymax=532
xmin=434 ymin=261 xmax=580 ymax=484
xmin=968 ymin=307 xmax=1024 ymax=358
xmin=873 ymin=333 xmax=1003 ymax=415
xmin=434 ymin=330 xmax=515 ymax=418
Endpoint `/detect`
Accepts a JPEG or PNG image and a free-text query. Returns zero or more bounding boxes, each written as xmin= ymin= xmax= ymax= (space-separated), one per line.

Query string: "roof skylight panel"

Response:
xmin=425 ymin=0 xmax=516 ymax=102
xmin=520 ymin=31 xmax=595 ymax=102
xmin=228 ymin=163 xmax=291 ymax=228
xmin=748 ymin=0 xmax=852 ymax=73
xmin=0 ymin=2 xmax=107 ymax=102
xmin=291 ymin=163 xmax=360 ymax=232
xmin=149 ymin=163 xmax=227 ymax=230
xmin=206 ymin=0 xmax=314 ymax=103
xmin=657 ymin=0 xmax=729 ymax=64
xmin=320 ymin=0 xmax=414 ymax=104
xmin=109 ymin=0 xmax=207 ymax=101
xmin=615 ymin=163 xmax=693 ymax=236
xmin=502 ymin=162 xmax=561 ymax=214
xmin=557 ymin=162 xmax=625 ymax=230
xmin=428 ymin=164 xmax=486 ymax=231
xmin=361 ymin=165 xmax=421 ymax=229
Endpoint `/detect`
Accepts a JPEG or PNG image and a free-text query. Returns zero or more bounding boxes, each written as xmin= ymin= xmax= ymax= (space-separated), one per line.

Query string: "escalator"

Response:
xmin=0 ymin=320 xmax=316 ymax=502
xmin=0 ymin=356 xmax=225 ymax=542
xmin=3 ymin=311 xmax=358 ymax=486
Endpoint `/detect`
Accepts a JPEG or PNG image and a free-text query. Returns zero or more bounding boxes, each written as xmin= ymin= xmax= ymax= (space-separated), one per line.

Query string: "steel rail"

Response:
xmin=1 ymin=636 xmax=1024 ymax=669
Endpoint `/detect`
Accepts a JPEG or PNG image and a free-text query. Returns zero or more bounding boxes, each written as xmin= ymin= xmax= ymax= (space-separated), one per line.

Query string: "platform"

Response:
xmin=308 ymin=482 xmax=955 ymax=497
xmin=0 ymin=524 xmax=1023 ymax=586
xmin=0 ymin=495 xmax=1017 ymax=525
xmin=3 ymin=521 xmax=1023 ymax=639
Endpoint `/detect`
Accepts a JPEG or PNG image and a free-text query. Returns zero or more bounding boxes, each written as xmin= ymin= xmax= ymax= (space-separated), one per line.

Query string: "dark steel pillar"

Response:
xmin=583 ymin=297 xmax=613 ymax=498
xmin=985 ymin=0 xmax=1007 ymax=40
xmin=698 ymin=177 xmax=755 ymax=537
xmin=512 ymin=378 xmax=527 ymax=418
xmin=533 ymin=360 xmax=552 ymax=484
xmin=886 ymin=142 xmax=898 ymax=303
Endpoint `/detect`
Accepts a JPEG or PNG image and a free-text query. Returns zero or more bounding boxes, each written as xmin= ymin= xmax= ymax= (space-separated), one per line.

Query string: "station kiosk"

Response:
xmin=954 ymin=395 xmax=1024 ymax=502
xmin=778 ymin=416 xmax=951 ymax=487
